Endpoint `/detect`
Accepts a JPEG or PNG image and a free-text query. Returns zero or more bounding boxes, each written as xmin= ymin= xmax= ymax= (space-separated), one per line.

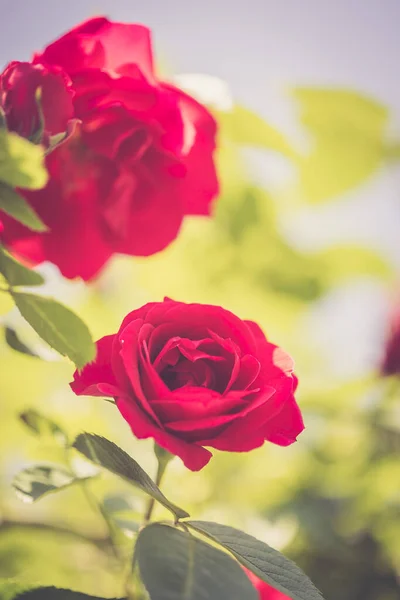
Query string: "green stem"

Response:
xmin=143 ymin=458 xmax=168 ymax=523
xmin=143 ymin=444 xmax=173 ymax=523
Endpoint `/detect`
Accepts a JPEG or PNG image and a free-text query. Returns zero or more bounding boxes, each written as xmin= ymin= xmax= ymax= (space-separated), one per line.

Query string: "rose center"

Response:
xmin=161 ymin=356 xmax=215 ymax=391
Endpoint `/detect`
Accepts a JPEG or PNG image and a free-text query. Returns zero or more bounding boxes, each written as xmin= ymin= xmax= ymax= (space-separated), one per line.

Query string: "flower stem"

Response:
xmin=144 ymin=444 xmax=173 ymax=523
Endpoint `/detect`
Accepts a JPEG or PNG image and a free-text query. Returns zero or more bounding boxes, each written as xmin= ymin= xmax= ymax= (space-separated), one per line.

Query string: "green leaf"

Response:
xmin=11 ymin=291 xmax=95 ymax=368
xmin=0 ymin=106 xmax=6 ymax=129
xmin=0 ymin=129 xmax=48 ymax=189
xmin=317 ymin=245 xmax=393 ymax=285
xmin=72 ymin=433 xmax=189 ymax=520
xmin=187 ymin=521 xmax=324 ymax=600
xmin=45 ymin=119 xmax=79 ymax=156
xmin=13 ymin=464 xmax=93 ymax=503
xmin=102 ymin=493 xmax=139 ymax=514
xmin=113 ymin=517 xmax=140 ymax=536
xmin=0 ymin=246 xmax=45 ymax=286
xmin=0 ymin=183 xmax=47 ymax=232
xmin=216 ymin=105 xmax=296 ymax=157
xmin=0 ymin=579 xmax=26 ymax=600
xmin=4 ymin=327 xmax=39 ymax=358
xmin=292 ymin=87 xmax=388 ymax=202
xmin=137 ymin=523 xmax=258 ymax=600
xmin=103 ymin=493 xmax=141 ymax=536
xmin=13 ymin=588 xmax=124 ymax=599
xmin=20 ymin=409 xmax=67 ymax=445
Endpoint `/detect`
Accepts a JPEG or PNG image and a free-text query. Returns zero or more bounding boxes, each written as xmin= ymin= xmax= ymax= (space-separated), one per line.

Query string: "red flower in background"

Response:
xmin=245 ymin=570 xmax=291 ymax=599
xmin=381 ymin=305 xmax=400 ymax=376
xmin=0 ymin=17 xmax=218 ymax=280
xmin=71 ymin=298 xmax=304 ymax=471
xmin=0 ymin=61 xmax=74 ymax=141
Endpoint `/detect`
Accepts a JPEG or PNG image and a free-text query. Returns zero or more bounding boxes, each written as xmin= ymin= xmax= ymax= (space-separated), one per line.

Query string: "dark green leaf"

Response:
xmin=0 ymin=129 xmax=48 ymax=189
xmin=0 ymin=183 xmax=47 ymax=232
xmin=102 ymin=493 xmax=142 ymax=514
xmin=137 ymin=523 xmax=257 ymax=600
xmin=20 ymin=409 xmax=67 ymax=445
xmin=0 ymin=246 xmax=45 ymax=286
xmin=5 ymin=327 xmax=39 ymax=358
xmin=11 ymin=291 xmax=95 ymax=368
xmin=13 ymin=464 xmax=93 ymax=503
xmin=103 ymin=493 xmax=141 ymax=536
xmin=13 ymin=587 xmax=124 ymax=599
xmin=187 ymin=521 xmax=325 ymax=600
xmin=73 ymin=433 xmax=189 ymax=520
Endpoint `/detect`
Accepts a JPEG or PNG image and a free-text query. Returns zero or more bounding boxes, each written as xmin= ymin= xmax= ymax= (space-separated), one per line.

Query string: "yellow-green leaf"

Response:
xmin=11 ymin=291 xmax=95 ymax=368
xmin=215 ymin=105 xmax=296 ymax=158
xmin=292 ymin=87 xmax=388 ymax=202
xmin=0 ymin=183 xmax=48 ymax=231
xmin=0 ymin=129 xmax=48 ymax=190
xmin=0 ymin=245 xmax=45 ymax=286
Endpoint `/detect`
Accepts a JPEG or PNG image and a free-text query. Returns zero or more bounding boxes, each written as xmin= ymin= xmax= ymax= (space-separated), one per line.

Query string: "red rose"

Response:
xmin=71 ymin=298 xmax=304 ymax=471
xmin=381 ymin=305 xmax=400 ymax=376
xmin=0 ymin=61 xmax=74 ymax=140
xmin=245 ymin=569 xmax=291 ymax=600
xmin=0 ymin=17 xmax=218 ymax=280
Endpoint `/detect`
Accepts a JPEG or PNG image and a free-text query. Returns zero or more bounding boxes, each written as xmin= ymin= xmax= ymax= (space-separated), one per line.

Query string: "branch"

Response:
xmin=0 ymin=518 xmax=114 ymax=554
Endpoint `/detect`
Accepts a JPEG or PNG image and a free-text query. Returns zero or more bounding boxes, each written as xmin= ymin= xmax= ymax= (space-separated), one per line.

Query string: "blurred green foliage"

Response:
xmin=0 ymin=85 xmax=399 ymax=600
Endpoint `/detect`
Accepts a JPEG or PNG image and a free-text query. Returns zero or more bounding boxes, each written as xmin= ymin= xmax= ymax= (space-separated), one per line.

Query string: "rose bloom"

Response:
xmin=0 ymin=17 xmax=218 ymax=280
xmin=71 ymin=298 xmax=304 ymax=471
xmin=381 ymin=305 xmax=400 ymax=376
xmin=245 ymin=570 xmax=291 ymax=600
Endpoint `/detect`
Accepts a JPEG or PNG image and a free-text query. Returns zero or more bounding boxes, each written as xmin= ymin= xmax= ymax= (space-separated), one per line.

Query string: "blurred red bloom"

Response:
xmin=0 ymin=17 xmax=218 ymax=280
xmin=381 ymin=305 xmax=400 ymax=376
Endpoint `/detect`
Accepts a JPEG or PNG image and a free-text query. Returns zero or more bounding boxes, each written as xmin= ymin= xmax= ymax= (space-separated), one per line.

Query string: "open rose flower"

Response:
xmin=71 ymin=298 xmax=304 ymax=470
xmin=245 ymin=569 xmax=291 ymax=599
xmin=0 ymin=17 xmax=218 ymax=280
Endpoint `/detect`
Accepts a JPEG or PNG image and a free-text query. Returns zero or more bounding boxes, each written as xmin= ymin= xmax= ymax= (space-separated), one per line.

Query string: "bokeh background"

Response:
xmin=1 ymin=1 xmax=400 ymax=598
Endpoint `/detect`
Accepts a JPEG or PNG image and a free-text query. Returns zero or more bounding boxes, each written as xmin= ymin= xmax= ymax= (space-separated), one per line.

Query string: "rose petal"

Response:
xmin=70 ymin=335 xmax=118 ymax=396
xmin=81 ymin=102 xmax=151 ymax=162
xmin=35 ymin=18 xmax=154 ymax=81
xmin=263 ymin=393 xmax=305 ymax=446
xmin=117 ymin=396 xmax=212 ymax=471
xmin=147 ymin=302 xmax=257 ymax=356
xmin=35 ymin=32 xmax=105 ymax=75
xmin=232 ymin=354 xmax=262 ymax=391
xmin=84 ymin=19 xmax=154 ymax=80
xmin=163 ymin=388 xmax=271 ymax=444
xmin=245 ymin=569 xmax=291 ymax=600
xmin=118 ymin=320 xmax=162 ymax=425
xmin=151 ymin=387 xmax=246 ymax=422
xmin=163 ymin=84 xmax=219 ymax=215
xmin=109 ymin=151 xmax=185 ymax=257
xmin=1 ymin=61 xmax=74 ymax=137
xmin=117 ymin=302 xmax=162 ymax=333
xmin=201 ymin=379 xmax=293 ymax=451
xmin=245 ymin=320 xmax=295 ymax=379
